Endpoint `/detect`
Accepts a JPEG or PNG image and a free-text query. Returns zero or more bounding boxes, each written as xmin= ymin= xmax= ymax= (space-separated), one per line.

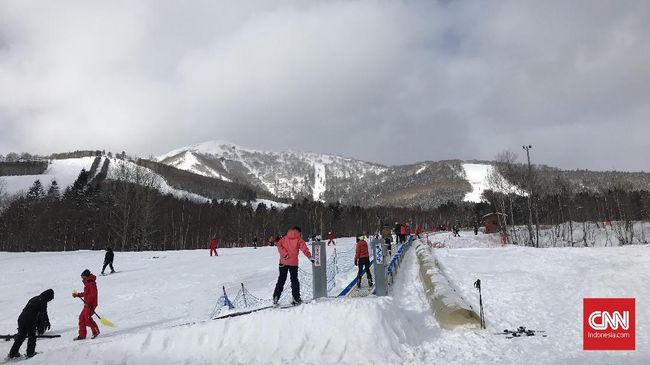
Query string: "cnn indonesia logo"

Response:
xmin=583 ymin=298 xmax=635 ymax=351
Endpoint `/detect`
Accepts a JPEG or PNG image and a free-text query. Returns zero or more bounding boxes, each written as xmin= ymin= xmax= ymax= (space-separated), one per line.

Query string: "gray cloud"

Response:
xmin=1 ymin=0 xmax=648 ymax=171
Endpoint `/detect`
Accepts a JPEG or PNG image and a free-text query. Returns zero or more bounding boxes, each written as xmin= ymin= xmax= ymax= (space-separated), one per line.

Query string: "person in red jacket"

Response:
xmin=326 ymin=232 xmax=335 ymax=246
xmin=72 ymin=269 xmax=99 ymax=340
xmin=355 ymin=234 xmax=373 ymax=288
xmin=209 ymin=236 xmax=218 ymax=256
xmin=272 ymin=227 xmax=313 ymax=305
xmin=399 ymin=224 xmax=407 ymax=243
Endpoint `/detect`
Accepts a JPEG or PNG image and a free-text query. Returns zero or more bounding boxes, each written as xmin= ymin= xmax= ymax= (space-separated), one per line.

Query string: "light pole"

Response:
xmin=522 ymin=145 xmax=534 ymax=246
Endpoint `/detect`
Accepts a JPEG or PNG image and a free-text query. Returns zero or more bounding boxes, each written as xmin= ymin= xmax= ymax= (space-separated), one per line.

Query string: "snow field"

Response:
xmin=433 ymin=243 xmax=650 ymax=364
xmin=2 ymin=233 xmax=649 ymax=364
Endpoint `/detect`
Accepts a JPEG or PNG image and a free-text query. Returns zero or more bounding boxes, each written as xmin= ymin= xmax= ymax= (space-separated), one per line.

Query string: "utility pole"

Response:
xmin=523 ymin=145 xmax=534 ymax=247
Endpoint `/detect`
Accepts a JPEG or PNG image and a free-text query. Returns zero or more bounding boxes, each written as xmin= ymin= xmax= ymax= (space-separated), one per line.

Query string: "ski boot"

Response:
xmin=92 ymin=330 xmax=100 ymax=339
xmin=272 ymin=296 xmax=279 ymax=307
xmin=291 ymin=297 xmax=302 ymax=306
xmin=73 ymin=336 xmax=86 ymax=341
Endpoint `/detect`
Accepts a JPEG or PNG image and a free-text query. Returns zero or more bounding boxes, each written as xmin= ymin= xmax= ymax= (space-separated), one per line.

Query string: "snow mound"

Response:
xmin=37 ymin=298 xmax=421 ymax=365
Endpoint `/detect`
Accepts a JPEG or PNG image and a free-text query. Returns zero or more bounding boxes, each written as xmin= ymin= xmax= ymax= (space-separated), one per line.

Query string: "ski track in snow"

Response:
xmin=312 ymin=163 xmax=326 ymax=202
xmin=1 ymin=234 xmax=649 ymax=364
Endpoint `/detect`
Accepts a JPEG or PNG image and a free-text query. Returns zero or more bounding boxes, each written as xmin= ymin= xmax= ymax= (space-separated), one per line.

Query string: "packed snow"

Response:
xmin=1 ymin=232 xmax=648 ymax=364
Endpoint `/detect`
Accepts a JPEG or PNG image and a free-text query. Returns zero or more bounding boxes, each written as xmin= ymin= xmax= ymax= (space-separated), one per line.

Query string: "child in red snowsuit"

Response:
xmin=327 ymin=232 xmax=336 ymax=246
xmin=72 ymin=269 xmax=99 ymax=340
xmin=210 ymin=237 xmax=218 ymax=256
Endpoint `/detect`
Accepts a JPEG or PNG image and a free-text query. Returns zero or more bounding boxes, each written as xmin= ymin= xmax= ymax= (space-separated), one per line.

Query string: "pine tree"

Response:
xmin=26 ymin=180 xmax=45 ymax=201
xmin=46 ymin=180 xmax=60 ymax=201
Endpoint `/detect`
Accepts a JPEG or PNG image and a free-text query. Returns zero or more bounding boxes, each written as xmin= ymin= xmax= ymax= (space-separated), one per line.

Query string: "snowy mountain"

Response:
xmin=157 ymin=141 xmax=476 ymax=208
xmin=0 ymin=155 xmax=288 ymax=209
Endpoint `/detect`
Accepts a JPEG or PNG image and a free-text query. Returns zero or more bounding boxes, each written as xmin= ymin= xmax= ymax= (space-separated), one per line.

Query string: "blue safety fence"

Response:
xmin=210 ymin=236 xmax=420 ymax=318
xmin=339 ymin=235 xmax=415 ymax=297
xmin=211 ymin=242 xmax=363 ymax=318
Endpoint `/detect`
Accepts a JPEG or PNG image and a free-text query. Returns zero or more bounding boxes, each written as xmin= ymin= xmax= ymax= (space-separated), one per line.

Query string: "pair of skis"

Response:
xmin=214 ymin=301 xmax=304 ymax=319
xmin=1 ymin=334 xmax=61 ymax=342
xmin=494 ymin=326 xmax=546 ymax=339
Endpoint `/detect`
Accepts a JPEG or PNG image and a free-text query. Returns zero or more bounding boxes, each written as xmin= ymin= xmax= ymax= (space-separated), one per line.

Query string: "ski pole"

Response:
xmin=474 ymin=279 xmax=486 ymax=329
xmin=73 ymin=291 xmax=115 ymax=327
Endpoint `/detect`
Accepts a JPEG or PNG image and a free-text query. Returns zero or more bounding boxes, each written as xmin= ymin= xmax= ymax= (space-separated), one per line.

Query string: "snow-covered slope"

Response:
xmin=156 ymin=141 xmax=473 ymax=208
xmin=157 ymin=140 xmax=387 ymax=202
xmin=1 ymin=235 xmax=648 ymax=364
xmin=462 ymin=163 xmax=521 ymax=203
xmin=107 ymin=157 xmax=211 ymax=203
xmin=1 ymin=157 xmax=97 ymax=195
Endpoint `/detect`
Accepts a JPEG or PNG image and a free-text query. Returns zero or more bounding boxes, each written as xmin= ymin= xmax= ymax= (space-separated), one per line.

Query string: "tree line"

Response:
xmin=0 ymin=168 xmax=486 ymax=252
xmin=484 ymin=151 xmax=650 ymax=246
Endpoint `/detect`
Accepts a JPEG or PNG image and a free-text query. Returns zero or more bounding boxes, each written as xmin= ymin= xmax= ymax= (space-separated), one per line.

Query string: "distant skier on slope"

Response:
xmin=101 ymin=247 xmax=115 ymax=275
xmin=209 ymin=236 xmax=218 ymax=256
xmin=394 ymin=222 xmax=401 ymax=243
xmin=272 ymin=227 xmax=314 ymax=305
xmin=354 ymin=235 xmax=373 ymax=288
xmin=399 ymin=224 xmax=407 ymax=243
xmin=381 ymin=224 xmax=393 ymax=255
xmin=252 ymin=236 xmax=258 ymax=249
xmin=72 ymin=269 xmax=99 ymax=340
xmin=7 ymin=289 xmax=54 ymax=359
xmin=326 ymin=232 xmax=336 ymax=246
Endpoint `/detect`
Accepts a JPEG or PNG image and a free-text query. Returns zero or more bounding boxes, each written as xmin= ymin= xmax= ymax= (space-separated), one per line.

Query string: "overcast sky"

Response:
xmin=1 ymin=0 xmax=649 ymax=171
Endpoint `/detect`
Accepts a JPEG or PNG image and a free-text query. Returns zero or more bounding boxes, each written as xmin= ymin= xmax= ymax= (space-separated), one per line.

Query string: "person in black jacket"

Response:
xmin=101 ymin=247 xmax=115 ymax=275
xmin=8 ymin=289 xmax=54 ymax=359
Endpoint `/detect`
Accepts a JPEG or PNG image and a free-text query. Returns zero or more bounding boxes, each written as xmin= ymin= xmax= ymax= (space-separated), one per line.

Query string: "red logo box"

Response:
xmin=583 ymin=298 xmax=635 ymax=351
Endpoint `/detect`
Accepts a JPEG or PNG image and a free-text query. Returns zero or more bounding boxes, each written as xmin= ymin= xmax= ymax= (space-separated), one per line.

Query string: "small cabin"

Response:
xmin=483 ymin=212 xmax=507 ymax=234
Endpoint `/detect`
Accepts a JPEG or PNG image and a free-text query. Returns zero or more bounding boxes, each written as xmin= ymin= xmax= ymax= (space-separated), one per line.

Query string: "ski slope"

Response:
xmin=1 ymin=233 xmax=649 ymax=364
xmin=1 ymin=157 xmax=97 ymax=196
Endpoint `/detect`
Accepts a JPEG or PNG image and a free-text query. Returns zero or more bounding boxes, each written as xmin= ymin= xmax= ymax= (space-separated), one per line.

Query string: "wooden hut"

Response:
xmin=482 ymin=212 xmax=507 ymax=234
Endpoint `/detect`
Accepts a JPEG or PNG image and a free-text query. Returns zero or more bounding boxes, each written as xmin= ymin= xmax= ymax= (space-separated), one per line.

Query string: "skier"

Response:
xmin=272 ymin=227 xmax=314 ymax=305
xmin=452 ymin=225 xmax=460 ymax=237
xmin=7 ymin=289 xmax=54 ymax=359
xmin=267 ymin=235 xmax=275 ymax=246
xmin=381 ymin=224 xmax=393 ymax=255
xmin=326 ymin=231 xmax=335 ymax=246
xmin=101 ymin=247 xmax=115 ymax=275
xmin=72 ymin=269 xmax=99 ymax=340
xmin=400 ymin=224 xmax=407 ymax=243
xmin=252 ymin=236 xmax=258 ymax=249
xmin=354 ymin=235 xmax=373 ymax=288
xmin=209 ymin=236 xmax=218 ymax=256
xmin=394 ymin=222 xmax=401 ymax=243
